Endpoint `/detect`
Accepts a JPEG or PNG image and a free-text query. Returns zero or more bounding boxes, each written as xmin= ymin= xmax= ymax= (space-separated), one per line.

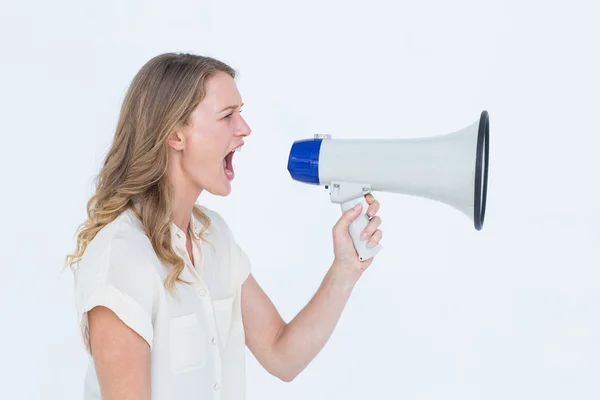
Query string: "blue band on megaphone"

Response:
xmin=287 ymin=138 xmax=322 ymax=185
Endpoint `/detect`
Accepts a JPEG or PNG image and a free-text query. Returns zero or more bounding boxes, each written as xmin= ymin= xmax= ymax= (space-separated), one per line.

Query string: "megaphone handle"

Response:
xmin=340 ymin=196 xmax=382 ymax=262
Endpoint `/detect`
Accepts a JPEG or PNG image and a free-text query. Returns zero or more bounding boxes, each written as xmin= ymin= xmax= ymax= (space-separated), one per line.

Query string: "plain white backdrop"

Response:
xmin=0 ymin=0 xmax=598 ymax=398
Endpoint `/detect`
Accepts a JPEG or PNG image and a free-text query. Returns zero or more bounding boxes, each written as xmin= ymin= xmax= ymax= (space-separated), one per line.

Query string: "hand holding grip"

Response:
xmin=340 ymin=196 xmax=382 ymax=261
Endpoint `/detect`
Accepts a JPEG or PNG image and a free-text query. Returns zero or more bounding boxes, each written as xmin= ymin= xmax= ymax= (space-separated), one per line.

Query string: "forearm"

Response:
xmin=271 ymin=262 xmax=361 ymax=380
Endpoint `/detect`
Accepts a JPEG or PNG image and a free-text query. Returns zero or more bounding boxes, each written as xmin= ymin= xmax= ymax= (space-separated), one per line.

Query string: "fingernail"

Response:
xmin=360 ymin=232 xmax=368 ymax=240
xmin=353 ymin=203 xmax=362 ymax=211
xmin=367 ymin=208 xmax=373 ymax=217
xmin=366 ymin=241 xmax=375 ymax=248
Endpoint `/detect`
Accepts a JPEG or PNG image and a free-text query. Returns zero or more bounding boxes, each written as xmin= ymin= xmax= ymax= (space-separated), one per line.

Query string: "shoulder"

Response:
xmin=196 ymin=205 xmax=252 ymax=284
xmin=76 ymin=209 xmax=160 ymax=288
xmin=197 ymin=204 xmax=227 ymax=227
xmin=196 ymin=204 xmax=234 ymax=239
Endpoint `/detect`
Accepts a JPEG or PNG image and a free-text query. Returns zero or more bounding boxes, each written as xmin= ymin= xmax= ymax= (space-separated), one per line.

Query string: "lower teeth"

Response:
xmin=224 ymin=158 xmax=233 ymax=176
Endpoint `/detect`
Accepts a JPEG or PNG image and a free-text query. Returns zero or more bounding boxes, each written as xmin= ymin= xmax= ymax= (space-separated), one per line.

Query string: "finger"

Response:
xmin=365 ymin=194 xmax=375 ymax=204
xmin=360 ymin=216 xmax=382 ymax=240
xmin=366 ymin=229 xmax=383 ymax=248
xmin=367 ymin=200 xmax=380 ymax=218
xmin=333 ymin=203 xmax=363 ymax=235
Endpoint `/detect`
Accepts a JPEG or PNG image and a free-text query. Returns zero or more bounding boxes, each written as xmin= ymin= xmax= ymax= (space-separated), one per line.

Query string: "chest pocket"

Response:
xmin=169 ymin=313 xmax=206 ymax=374
xmin=212 ymin=296 xmax=234 ymax=348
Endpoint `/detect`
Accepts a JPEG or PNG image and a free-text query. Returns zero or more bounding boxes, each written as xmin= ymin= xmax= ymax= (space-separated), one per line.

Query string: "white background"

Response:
xmin=1 ymin=0 xmax=599 ymax=399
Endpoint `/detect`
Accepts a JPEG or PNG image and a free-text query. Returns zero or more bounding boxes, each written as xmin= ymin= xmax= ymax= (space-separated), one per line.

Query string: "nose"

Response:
xmin=236 ymin=116 xmax=252 ymax=137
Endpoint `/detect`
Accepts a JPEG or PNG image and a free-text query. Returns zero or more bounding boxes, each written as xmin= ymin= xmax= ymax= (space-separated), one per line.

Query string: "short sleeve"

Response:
xmin=74 ymin=233 xmax=156 ymax=355
xmin=232 ymin=239 xmax=252 ymax=286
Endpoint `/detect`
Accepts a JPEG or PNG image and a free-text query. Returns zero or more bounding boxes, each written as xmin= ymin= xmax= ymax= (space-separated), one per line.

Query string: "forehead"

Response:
xmin=201 ymin=71 xmax=241 ymax=112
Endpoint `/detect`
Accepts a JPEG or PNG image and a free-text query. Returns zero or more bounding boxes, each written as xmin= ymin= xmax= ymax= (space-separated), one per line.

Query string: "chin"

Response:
xmin=217 ymin=185 xmax=232 ymax=197
xmin=205 ymin=180 xmax=232 ymax=197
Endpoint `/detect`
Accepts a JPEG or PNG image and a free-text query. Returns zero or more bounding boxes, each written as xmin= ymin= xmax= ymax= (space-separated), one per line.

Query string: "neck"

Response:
xmin=169 ymin=162 xmax=203 ymax=234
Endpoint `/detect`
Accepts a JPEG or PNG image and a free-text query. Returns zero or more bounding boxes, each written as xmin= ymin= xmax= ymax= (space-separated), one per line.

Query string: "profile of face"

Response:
xmin=168 ymin=71 xmax=251 ymax=197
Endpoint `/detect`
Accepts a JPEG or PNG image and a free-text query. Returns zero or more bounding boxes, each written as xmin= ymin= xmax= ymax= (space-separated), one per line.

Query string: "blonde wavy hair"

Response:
xmin=65 ymin=52 xmax=236 ymax=293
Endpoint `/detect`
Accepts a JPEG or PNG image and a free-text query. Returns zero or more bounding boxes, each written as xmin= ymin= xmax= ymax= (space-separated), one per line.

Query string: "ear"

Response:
xmin=167 ymin=129 xmax=186 ymax=151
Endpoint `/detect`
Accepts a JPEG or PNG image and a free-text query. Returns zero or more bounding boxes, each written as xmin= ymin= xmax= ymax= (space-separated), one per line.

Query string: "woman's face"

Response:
xmin=169 ymin=71 xmax=251 ymax=197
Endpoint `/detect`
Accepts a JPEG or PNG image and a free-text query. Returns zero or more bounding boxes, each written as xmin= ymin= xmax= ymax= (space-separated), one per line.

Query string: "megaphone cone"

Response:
xmin=288 ymin=110 xmax=490 ymax=260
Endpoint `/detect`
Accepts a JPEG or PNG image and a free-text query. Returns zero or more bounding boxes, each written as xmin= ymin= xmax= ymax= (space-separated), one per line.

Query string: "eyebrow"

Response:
xmin=218 ymin=103 xmax=244 ymax=113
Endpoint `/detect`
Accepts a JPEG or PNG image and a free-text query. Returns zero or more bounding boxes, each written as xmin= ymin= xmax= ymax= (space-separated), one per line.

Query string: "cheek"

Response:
xmin=183 ymin=137 xmax=223 ymax=174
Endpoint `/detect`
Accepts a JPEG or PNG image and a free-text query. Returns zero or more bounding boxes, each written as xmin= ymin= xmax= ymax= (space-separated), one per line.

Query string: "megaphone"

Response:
xmin=287 ymin=110 xmax=490 ymax=262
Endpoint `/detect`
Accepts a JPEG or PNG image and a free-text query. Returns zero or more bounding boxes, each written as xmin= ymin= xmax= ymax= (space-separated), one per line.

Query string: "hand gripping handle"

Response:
xmin=340 ymin=195 xmax=382 ymax=261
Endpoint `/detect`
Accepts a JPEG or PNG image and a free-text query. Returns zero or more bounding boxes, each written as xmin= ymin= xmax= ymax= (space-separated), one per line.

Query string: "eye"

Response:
xmin=224 ymin=109 xmax=243 ymax=120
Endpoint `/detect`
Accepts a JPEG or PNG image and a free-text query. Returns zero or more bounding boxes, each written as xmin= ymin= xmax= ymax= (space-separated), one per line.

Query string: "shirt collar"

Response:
xmin=170 ymin=213 xmax=202 ymax=247
xmin=132 ymin=200 xmax=203 ymax=246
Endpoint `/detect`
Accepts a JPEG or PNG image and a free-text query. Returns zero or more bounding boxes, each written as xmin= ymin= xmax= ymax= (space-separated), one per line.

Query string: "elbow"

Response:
xmin=274 ymin=370 xmax=298 ymax=383
xmin=266 ymin=361 xmax=301 ymax=383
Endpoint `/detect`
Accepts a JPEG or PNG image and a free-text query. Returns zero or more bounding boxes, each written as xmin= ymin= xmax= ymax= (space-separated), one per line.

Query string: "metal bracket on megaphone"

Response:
xmin=329 ymin=181 xmax=382 ymax=262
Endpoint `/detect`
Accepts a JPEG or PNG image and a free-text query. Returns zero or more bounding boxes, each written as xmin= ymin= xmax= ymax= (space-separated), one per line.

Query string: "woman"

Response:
xmin=65 ymin=52 xmax=383 ymax=400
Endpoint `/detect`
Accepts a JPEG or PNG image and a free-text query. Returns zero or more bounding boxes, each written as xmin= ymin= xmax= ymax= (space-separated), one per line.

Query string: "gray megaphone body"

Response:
xmin=287 ymin=110 xmax=490 ymax=262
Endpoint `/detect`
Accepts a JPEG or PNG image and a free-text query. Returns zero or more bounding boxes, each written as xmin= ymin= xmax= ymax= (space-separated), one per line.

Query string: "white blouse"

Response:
xmin=73 ymin=204 xmax=251 ymax=400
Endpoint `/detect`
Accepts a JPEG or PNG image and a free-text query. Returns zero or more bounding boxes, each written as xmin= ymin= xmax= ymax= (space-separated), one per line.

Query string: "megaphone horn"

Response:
xmin=287 ymin=110 xmax=490 ymax=261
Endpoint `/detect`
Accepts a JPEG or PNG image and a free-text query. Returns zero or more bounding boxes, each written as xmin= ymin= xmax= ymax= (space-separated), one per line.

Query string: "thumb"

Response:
xmin=333 ymin=203 xmax=363 ymax=235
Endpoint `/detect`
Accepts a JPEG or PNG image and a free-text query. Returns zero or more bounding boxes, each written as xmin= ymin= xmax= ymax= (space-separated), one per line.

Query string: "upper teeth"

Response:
xmin=232 ymin=147 xmax=241 ymax=153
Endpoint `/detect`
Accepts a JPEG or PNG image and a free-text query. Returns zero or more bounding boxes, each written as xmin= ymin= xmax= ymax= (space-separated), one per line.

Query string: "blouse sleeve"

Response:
xmin=232 ymin=237 xmax=252 ymax=286
xmin=73 ymin=236 xmax=157 ymax=355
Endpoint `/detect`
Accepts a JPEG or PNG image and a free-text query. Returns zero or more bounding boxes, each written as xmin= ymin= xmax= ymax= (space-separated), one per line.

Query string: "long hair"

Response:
xmin=65 ymin=52 xmax=236 ymax=293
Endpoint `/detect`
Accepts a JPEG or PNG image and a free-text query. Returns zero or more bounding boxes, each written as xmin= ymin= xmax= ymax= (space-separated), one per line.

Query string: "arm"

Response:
xmin=242 ymin=264 xmax=360 ymax=382
xmin=87 ymin=306 xmax=151 ymax=399
xmin=242 ymin=195 xmax=382 ymax=382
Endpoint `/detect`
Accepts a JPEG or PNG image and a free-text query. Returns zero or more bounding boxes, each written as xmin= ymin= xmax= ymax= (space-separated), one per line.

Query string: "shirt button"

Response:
xmin=198 ymin=288 xmax=206 ymax=296
xmin=213 ymin=383 xmax=220 ymax=391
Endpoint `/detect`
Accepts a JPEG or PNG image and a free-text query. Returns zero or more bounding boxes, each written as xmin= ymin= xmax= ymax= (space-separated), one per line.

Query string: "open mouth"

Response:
xmin=223 ymin=148 xmax=238 ymax=180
